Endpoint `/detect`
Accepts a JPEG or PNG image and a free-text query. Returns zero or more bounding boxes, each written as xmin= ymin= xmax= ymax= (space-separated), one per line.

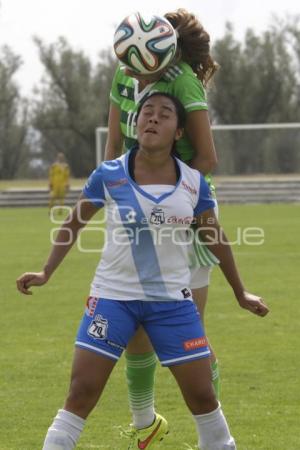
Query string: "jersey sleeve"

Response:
xmin=171 ymin=67 xmax=208 ymax=113
xmin=82 ymin=166 xmax=106 ymax=208
xmin=110 ymin=65 xmax=122 ymax=106
xmin=194 ymin=174 xmax=215 ymax=216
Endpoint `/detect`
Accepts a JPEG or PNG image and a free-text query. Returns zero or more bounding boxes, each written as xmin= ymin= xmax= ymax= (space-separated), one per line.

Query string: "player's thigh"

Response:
xmin=169 ymin=357 xmax=217 ymax=414
xmin=192 ymin=285 xmax=209 ymax=318
xmin=65 ymin=347 xmax=116 ymax=417
xmin=144 ymin=301 xmax=210 ymax=367
xmin=126 ymin=325 xmax=154 ymax=354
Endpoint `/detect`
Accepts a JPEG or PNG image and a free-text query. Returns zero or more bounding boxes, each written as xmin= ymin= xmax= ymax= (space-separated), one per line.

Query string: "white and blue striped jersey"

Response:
xmin=83 ymin=151 xmax=215 ymax=301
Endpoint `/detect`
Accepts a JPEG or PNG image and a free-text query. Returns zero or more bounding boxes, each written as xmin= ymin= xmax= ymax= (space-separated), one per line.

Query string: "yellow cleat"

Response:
xmin=120 ymin=414 xmax=169 ymax=449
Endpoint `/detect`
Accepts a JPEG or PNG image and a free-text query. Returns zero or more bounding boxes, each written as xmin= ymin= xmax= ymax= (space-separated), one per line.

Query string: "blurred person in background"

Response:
xmin=49 ymin=152 xmax=70 ymax=214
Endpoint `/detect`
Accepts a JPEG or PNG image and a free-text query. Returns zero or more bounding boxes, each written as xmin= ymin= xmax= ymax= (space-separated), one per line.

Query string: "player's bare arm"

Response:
xmin=16 ymin=194 xmax=99 ymax=295
xmin=185 ymin=110 xmax=218 ymax=175
xmin=104 ymin=104 xmax=124 ymax=160
xmin=196 ymin=208 xmax=269 ymax=317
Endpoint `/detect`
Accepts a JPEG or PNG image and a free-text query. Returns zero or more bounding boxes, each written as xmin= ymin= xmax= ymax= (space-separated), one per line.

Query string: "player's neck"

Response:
xmin=137 ymin=147 xmax=172 ymax=168
xmin=134 ymin=149 xmax=177 ymax=185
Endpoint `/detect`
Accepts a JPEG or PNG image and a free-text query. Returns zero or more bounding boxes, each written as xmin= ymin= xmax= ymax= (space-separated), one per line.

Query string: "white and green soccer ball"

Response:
xmin=113 ymin=12 xmax=177 ymax=75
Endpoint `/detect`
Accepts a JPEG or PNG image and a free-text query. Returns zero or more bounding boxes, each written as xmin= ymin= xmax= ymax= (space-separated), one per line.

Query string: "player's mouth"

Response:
xmin=145 ymin=128 xmax=158 ymax=134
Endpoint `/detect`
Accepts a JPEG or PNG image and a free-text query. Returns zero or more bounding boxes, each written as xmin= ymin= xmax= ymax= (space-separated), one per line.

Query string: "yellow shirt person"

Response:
xmin=49 ymin=153 xmax=70 ymax=212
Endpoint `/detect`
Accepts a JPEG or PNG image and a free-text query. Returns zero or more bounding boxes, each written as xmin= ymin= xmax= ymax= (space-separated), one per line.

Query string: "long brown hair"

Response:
xmin=165 ymin=9 xmax=218 ymax=86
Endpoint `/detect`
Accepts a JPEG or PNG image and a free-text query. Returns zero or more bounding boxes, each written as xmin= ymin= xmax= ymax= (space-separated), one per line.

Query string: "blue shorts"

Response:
xmin=75 ymin=298 xmax=210 ymax=366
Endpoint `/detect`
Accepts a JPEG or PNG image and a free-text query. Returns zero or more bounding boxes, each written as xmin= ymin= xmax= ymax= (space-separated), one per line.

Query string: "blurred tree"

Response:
xmin=0 ymin=46 xmax=29 ymax=179
xmin=32 ymin=37 xmax=117 ymax=177
xmin=209 ymin=18 xmax=300 ymax=174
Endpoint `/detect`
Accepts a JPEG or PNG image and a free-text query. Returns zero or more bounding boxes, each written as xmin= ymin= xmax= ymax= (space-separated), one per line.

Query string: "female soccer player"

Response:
xmin=17 ymin=93 xmax=268 ymax=450
xmin=106 ymin=8 xmax=220 ymax=434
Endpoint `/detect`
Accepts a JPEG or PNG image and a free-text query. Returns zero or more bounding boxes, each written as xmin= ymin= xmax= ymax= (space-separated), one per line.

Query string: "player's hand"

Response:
xmin=236 ymin=291 xmax=269 ymax=317
xmin=16 ymin=271 xmax=48 ymax=295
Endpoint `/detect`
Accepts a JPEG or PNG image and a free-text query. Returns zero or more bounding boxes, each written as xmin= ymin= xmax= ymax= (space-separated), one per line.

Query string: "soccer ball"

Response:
xmin=113 ymin=12 xmax=177 ymax=75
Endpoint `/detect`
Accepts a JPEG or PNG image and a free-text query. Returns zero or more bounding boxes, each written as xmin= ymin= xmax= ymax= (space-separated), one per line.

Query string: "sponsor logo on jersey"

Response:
xmin=181 ymin=287 xmax=192 ymax=298
xmin=183 ymin=337 xmax=208 ymax=351
xmin=181 ymin=180 xmax=197 ymax=195
xmin=166 ymin=216 xmax=195 ymax=225
xmin=106 ymin=178 xmax=128 ymax=188
xmin=125 ymin=210 xmax=137 ymax=223
xmin=106 ymin=340 xmax=125 ymax=351
xmin=117 ymin=83 xmax=134 ymax=100
xmin=150 ymin=207 xmax=165 ymax=225
xmin=87 ymin=314 xmax=108 ymax=340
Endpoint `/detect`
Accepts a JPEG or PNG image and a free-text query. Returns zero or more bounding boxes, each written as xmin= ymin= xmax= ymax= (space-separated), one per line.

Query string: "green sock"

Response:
xmin=211 ymin=359 xmax=220 ymax=399
xmin=125 ymin=351 xmax=157 ymax=428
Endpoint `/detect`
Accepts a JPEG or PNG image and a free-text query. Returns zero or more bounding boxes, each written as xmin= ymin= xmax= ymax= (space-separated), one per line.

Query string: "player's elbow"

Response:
xmin=205 ymin=156 xmax=218 ymax=173
xmin=192 ymin=155 xmax=218 ymax=175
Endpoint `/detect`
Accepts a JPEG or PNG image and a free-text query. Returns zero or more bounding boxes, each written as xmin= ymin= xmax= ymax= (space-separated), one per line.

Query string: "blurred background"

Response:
xmin=0 ymin=0 xmax=300 ymax=186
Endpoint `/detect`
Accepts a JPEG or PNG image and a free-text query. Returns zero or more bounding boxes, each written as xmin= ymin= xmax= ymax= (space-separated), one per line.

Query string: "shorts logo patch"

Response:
xmin=87 ymin=314 xmax=108 ymax=340
xmin=184 ymin=337 xmax=208 ymax=351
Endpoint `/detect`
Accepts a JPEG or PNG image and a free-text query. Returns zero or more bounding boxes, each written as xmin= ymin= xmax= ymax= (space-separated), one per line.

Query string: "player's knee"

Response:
xmin=66 ymin=376 xmax=99 ymax=411
xmin=187 ymin=384 xmax=218 ymax=415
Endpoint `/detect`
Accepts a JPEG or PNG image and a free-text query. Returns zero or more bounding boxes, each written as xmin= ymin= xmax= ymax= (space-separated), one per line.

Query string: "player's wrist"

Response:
xmin=233 ymin=286 xmax=246 ymax=302
xmin=42 ymin=266 xmax=52 ymax=281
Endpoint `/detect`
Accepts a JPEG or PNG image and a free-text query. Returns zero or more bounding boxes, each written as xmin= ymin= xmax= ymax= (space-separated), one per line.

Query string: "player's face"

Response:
xmin=136 ymin=96 xmax=183 ymax=152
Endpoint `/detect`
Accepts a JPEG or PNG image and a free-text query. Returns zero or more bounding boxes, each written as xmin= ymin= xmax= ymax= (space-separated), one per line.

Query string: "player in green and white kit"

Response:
xmin=105 ymin=9 xmax=220 ymax=447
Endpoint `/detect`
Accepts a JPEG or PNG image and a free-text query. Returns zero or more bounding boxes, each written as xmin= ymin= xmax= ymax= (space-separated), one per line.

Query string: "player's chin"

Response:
xmin=140 ymin=134 xmax=159 ymax=147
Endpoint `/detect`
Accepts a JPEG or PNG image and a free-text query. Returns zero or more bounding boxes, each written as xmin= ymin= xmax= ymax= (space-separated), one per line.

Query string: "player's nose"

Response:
xmin=148 ymin=114 xmax=159 ymax=124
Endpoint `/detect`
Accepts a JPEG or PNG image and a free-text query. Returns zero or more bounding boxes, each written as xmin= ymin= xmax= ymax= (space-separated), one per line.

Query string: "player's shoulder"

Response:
xmin=162 ymin=61 xmax=197 ymax=83
xmin=93 ymin=154 xmax=126 ymax=176
xmin=111 ymin=65 xmax=135 ymax=103
xmin=114 ymin=64 xmax=134 ymax=85
xmin=176 ymin=158 xmax=202 ymax=189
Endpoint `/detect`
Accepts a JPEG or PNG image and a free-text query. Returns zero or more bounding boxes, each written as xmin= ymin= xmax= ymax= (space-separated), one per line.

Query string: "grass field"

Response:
xmin=0 ymin=204 xmax=299 ymax=449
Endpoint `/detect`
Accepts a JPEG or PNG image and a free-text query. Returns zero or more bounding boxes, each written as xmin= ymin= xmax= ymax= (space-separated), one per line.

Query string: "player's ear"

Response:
xmin=174 ymin=127 xmax=184 ymax=141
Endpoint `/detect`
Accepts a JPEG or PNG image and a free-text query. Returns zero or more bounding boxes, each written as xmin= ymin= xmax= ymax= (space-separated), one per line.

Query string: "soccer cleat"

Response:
xmin=120 ymin=413 xmax=169 ymax=449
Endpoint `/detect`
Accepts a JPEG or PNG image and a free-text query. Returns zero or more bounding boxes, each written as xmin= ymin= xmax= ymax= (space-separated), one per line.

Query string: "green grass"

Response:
xmin=0 ymin=204 xmax=299 ymax=449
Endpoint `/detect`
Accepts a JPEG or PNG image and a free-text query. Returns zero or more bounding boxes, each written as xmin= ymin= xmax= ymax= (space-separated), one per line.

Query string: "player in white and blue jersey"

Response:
xmin=17 ymin=93 xmax=268 ymax=450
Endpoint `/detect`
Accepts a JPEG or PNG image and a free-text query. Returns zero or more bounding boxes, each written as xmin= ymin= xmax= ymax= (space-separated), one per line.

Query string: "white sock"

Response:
xmin=193 ymin=403 xmax=236 ymax=450
xmin=42 ymin=409 xmax=85 ymax=450
xmin=132 ymin=406 xmax=155 ymax=429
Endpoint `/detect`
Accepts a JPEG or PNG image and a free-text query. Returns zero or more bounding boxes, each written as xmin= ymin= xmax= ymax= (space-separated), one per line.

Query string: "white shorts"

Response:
xmin=190 ymin=265 xmax=212 ymax=290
